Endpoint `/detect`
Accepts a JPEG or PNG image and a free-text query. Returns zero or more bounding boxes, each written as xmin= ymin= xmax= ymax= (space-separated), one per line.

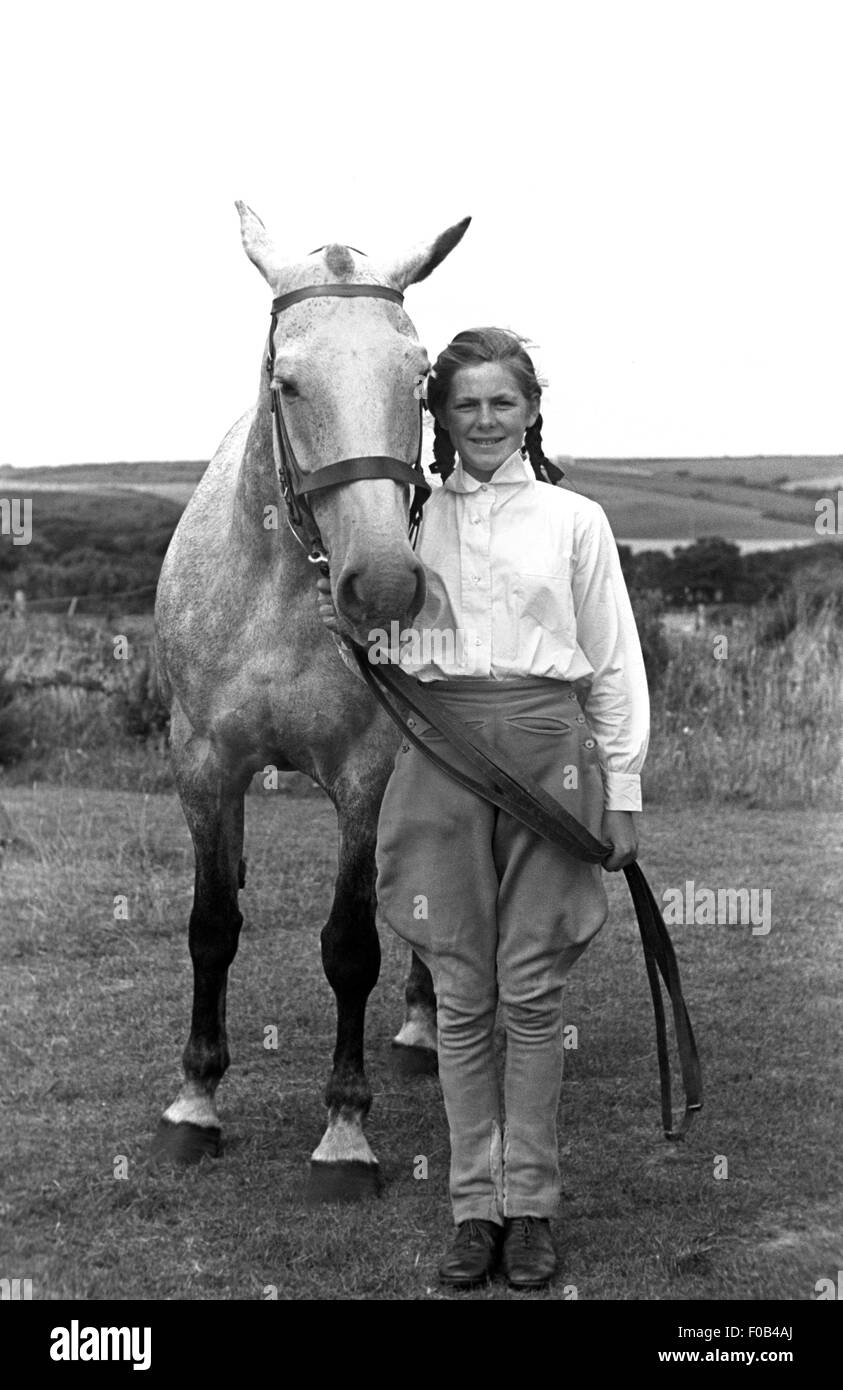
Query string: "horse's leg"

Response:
xmin=308 ymin=796 xmax=383 ymax=1203
xmin=153 ymin=712 xmax=247 ymax=1164
xmin=392 ymin=950 xmax=438 ymax=1076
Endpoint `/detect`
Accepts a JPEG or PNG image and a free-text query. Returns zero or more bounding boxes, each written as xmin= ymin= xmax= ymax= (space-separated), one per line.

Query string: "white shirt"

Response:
xmin=391 ymin=448 xmax=650 ymax=812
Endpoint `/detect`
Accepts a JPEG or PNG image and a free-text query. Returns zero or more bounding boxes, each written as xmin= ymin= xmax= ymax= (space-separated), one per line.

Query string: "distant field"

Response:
xmin=0 ymin=460 xmax=208 ymax=487
xmin=120 ymin=483 xmax=197 ymax=504
xmin=567 ymin=464 xmax=822 ymax=542
xmin=0 ymin=488 xmax=182 ymax=554
xmin=11 ymin=481 xmax=198 ymax=505
xmin=576 ymin=456 xmax=843 ymax=484
xmin=5 ymin=454 xmax=840 ymax=487
xmin=2 ymin=454 xmax=842 ymax=543
xmin=782 ymin=473 xmax=843 ymax=493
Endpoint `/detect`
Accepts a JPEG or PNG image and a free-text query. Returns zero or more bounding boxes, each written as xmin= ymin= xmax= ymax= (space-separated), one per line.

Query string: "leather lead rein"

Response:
xmin=348 ymin=645 xmax=703 ymax=1141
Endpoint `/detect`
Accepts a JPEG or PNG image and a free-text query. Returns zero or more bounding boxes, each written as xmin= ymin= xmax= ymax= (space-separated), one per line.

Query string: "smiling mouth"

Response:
xmin=470 ymin=438 xmax=505 ymax=447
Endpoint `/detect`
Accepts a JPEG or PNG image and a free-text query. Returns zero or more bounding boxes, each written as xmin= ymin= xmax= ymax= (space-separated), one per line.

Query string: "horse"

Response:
xmin=152 ymin=203 xmax=470 ymax=1200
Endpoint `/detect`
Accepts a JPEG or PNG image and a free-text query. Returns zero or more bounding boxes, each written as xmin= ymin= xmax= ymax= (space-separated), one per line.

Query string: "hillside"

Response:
xmin=0 ymin=489 xmax=183 ymax=609
xmin=3 ymin=453 xmax=841 ymax=544
xmin=565 ymin=461 xmax=825 ymax=541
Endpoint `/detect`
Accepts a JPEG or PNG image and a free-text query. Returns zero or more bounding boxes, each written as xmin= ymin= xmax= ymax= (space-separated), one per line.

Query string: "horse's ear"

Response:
xmin=235 ymin=201 xmax=290 ymax=288
xmin=384 ymin=216 xmax=471 ymax=291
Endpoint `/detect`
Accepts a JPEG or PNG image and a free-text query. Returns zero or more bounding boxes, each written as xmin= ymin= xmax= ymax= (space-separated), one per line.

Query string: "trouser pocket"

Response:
xmin=503 ymin=713 xmax=573 ymax=736
xmin=416 ymin=717 xmax=487 ymax=742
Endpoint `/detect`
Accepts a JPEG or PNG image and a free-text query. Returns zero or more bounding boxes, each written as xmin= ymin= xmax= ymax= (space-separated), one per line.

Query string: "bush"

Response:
xmin=630 ymin=589 xmax=671 ymax=689
xmin=0 ymin=675 xmax=28 ymax=766
xmin=120 ymin=652 xmax=170 ymax=742
xmin=644 ymin=600 xmax=843 ymax=809
xmin=756 ymin=559 xmax=843 ymax=646
xmin=0 ymin=614 xmax=173 ymax=791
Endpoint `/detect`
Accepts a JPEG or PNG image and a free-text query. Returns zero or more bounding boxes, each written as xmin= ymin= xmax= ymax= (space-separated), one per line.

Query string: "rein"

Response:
xmin=266 ymin=282 xmax=431 ymax=564
xmin=347 ymin=645 xmax=703 ymax=1141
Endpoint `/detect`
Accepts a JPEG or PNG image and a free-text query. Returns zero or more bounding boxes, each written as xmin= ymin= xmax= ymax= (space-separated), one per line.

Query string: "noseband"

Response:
xmin=265 ymin=283 xmax=431 ymax=566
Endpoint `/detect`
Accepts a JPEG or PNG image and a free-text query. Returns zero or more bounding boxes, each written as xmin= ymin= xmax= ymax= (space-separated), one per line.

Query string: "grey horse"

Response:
xmin=152 ymin=203 xmax=470 ymax=1199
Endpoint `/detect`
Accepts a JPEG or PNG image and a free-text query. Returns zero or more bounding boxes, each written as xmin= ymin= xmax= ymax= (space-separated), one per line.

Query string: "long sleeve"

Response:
xmin=398 ymin=454 xmax=651 ymax=812
xmin=570 ymin=502 xmax=650 ymax=811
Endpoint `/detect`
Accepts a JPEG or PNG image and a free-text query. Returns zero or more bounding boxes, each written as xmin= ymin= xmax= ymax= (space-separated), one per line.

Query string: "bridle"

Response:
xmin=265 ymin=282 xmax=431 ymax=568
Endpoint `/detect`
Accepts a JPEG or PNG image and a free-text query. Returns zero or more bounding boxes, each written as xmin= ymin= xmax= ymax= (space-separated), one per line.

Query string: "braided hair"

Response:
xmin=426 ymin=327 xmax=565 ymax=486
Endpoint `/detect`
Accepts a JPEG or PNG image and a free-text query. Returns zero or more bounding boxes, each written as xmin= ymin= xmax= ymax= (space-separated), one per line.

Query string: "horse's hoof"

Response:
xmin=306 ymin=1160 xmax=382 ymax=1205
xmin=391 ymin=1041 xmax=439 ymax=1078
xmin=151 ymin=1118 xmax=221 ymax=1165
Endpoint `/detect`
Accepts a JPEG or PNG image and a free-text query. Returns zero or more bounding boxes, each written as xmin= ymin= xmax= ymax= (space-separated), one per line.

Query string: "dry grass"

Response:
xmin=0 ymin=614 xmax=316 ymax=795
xmin=2 ymin=605 xmax=842 ymax=811
xmin=645 ymin=605 xmax=843 ymax=809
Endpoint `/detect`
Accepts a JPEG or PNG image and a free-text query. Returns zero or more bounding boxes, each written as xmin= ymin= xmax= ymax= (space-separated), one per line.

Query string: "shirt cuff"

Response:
xmin=602 ymin=771 xmax=642 ymax=813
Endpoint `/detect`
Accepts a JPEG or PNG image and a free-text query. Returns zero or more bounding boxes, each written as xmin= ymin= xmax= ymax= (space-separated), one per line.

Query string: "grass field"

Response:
xmin=567 ymin=463 xmax=825 ymax=541
xmin=1 ymin=788 xmax=840 ymax=1301
xmin=578 ymin=455 xmax=843 ymax=484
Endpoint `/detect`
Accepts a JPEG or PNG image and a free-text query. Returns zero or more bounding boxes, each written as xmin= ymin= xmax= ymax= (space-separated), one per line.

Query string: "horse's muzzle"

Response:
xmin=334 ymin=553 xmax=426 ymax=635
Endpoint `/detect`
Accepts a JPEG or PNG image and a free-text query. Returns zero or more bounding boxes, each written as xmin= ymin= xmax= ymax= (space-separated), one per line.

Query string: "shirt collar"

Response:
xmin=444 ymin=448 xmax=534 ymax=493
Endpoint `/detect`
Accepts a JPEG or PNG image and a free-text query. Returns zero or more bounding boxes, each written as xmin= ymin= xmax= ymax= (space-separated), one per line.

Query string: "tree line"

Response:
xmin=3 ymin=488 xmax=842 ymax=619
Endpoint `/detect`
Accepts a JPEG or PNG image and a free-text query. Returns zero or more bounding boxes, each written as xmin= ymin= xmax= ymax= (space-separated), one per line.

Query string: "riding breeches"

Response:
xmin=375 ymin=675 xmax=609 ymax=1224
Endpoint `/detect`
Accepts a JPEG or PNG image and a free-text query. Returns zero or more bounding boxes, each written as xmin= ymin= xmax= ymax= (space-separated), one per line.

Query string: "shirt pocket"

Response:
xmin=515 ymin=566 xmax=575 ymax=638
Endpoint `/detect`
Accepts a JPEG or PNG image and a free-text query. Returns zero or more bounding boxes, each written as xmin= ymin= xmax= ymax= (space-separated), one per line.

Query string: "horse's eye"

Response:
xmin=277 ymin=381 xmax=299 ymax=398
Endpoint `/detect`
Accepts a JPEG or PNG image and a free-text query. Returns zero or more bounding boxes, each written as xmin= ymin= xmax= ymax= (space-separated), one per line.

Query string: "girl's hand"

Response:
xmin=601 ymin=809 xmax=639 ymax=872
xmin=315 ymin=574 xmax=342 ymax=635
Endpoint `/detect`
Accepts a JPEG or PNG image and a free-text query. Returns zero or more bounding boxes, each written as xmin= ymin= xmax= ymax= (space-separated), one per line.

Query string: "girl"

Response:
xmin=320 ymin=327 xmax=649 ymax=1290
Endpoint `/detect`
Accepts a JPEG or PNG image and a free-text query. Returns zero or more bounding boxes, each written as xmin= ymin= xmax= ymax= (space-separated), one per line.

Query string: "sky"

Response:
xmin=1 ymin=0 xmax=840 ymax=467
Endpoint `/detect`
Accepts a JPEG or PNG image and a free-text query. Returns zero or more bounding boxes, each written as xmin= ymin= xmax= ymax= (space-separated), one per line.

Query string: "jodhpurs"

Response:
xmin=375 ymin=676 xmax=609 ymax=1224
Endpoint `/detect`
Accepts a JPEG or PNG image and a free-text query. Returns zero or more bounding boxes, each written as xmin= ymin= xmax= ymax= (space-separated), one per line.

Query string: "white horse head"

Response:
xmin=235 ymin=202 xmax=470 ymax=634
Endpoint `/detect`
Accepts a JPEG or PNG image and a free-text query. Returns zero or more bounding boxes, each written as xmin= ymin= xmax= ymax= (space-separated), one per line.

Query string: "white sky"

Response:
xmin=1 ymin=0 xmax=840 ymax=467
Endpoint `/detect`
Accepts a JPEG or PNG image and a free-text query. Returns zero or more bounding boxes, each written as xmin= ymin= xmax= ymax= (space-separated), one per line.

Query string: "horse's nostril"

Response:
xmin=336 ymin=556 xmax=425 ymax=631
xmin=336 ymin=570 xmax=366 ymax=623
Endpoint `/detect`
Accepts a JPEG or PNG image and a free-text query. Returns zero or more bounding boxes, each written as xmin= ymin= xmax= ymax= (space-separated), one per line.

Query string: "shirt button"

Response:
xmin=576 ymin=714 xmax=585 ymax=724
xmin=471 ymin=516 xmax=481 ymax=524
xmin=568 ymin=691 xmax=578 ymax=701
xmin=407 ymin=719 xmax=415 ymax=728
xmin=401 ymin=742 xmax=410 ymax=752
xmin=480 ymin=484 xmax=488 ymax=491
xmin=584 ymin=739 xmax=596 ymax=749
xmin=475 ymin=636 xmax=481 ymax=646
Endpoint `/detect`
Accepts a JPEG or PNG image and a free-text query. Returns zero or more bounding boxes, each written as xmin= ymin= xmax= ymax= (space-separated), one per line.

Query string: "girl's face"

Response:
xmin=440 ymin=362 xmax=539 ymax=480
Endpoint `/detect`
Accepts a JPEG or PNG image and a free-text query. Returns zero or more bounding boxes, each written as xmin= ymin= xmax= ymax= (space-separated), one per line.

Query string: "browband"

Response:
xmin=271 ymin=284 xmax=405 ymax=316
